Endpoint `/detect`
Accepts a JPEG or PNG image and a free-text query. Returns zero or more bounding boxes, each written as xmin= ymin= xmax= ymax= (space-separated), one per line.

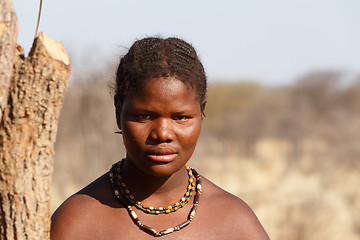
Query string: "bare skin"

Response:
xmin=51 ymin=172 xmax=269 ymax=240
xmin=51 ymin=78 xmax=270 ymax=239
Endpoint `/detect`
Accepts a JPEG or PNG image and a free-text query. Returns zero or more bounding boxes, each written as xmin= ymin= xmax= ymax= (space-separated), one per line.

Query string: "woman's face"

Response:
xmin=116 ymin=77 xmax=205 ymax=177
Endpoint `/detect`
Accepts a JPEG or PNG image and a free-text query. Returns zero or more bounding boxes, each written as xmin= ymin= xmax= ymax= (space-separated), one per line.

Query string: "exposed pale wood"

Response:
xmin=0 ymin=30 xmax=71 ymax=239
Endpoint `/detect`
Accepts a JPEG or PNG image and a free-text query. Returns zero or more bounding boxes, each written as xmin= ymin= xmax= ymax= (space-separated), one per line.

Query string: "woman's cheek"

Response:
xmin=127 ymin=123 xmax=149 ymax=143
xmin=179 ymin=123 xmax=201 ymax=145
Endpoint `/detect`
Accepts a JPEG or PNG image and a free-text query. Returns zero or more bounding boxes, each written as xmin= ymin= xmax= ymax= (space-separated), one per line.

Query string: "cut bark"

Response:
xmin=0 ymin=30 xmax=71 ymax=239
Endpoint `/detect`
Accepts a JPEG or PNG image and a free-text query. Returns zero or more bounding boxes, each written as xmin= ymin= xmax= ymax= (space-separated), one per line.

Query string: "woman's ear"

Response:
xmin=201 ymin=99 xmax=207 ymax=119
xmin=114 ymin=95 xmax=122 ymax=130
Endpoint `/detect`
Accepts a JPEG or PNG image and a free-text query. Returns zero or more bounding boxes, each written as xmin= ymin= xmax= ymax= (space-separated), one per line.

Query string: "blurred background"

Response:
xmin=13 ymin=0 xmax=360 ymax=239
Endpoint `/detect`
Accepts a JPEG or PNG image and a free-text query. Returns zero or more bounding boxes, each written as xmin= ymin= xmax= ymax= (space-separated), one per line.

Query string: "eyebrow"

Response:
xmin=129 ymin=106 xmax=192 ymax=115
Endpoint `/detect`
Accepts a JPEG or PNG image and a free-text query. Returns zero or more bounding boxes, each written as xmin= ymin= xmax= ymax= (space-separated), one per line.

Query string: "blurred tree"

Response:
xmin=0 ymin=1 xmax=71 ymax=239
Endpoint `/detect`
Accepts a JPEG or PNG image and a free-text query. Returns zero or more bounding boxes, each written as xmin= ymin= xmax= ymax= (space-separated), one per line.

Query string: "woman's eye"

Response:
xmin=174 ymin=115 xmax=190 ymax=121
xmin=138 ymin=114 xmax=152 ymax=120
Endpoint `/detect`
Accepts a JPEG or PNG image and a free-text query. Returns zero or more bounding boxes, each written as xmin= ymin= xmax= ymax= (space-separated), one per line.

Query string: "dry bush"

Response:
xmin=52 ymin=65 xmax=126 ymax=205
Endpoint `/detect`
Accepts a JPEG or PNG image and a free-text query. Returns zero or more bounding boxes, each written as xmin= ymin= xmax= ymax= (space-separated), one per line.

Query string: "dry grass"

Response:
xmin=191 ymin=139 xmax=360 ymax=240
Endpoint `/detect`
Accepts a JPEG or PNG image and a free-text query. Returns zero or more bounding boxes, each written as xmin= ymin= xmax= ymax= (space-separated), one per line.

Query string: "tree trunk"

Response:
xmin=0 ymin=1 xmax=71 ymax=238
xmin=0 ymin=0 xmax=17 ymax=122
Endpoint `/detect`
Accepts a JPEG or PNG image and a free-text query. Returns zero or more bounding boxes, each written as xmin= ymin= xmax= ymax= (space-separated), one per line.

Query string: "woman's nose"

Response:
xmin=148 ymin=118 xmax=175 ymax=143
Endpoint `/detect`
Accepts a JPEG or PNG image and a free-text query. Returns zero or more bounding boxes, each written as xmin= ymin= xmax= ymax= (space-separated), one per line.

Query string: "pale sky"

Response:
xmin=12 ymin=0 xmax=360 ymax=85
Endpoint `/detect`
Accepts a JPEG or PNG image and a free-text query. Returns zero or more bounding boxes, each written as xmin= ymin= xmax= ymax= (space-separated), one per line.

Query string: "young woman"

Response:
xmin=51 ymin=37 xmax=270 ymax=239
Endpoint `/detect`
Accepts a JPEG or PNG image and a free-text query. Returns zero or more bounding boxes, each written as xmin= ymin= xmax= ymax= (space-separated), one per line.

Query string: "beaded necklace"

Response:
xmin=109 ymin=160 xmax=202 ymax=237
xmin=110 ymin=159 xmax=195 ymax=214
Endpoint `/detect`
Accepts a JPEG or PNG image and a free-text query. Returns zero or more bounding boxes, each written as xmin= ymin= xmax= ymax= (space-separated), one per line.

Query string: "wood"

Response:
xmin=1 ymin=2 xmax=71 ymax=238
xmin=0 ymin=0 xmax=17 ymax=122
xmin=0 ymin=25 xmax=71 ymax=240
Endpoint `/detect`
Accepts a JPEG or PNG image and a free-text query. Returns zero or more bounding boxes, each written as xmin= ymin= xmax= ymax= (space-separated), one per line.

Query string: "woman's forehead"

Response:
xmin=123 ymin=78 xmax=200 ymax=109
xmin=136 ymin=77 xmax=198 ymax=98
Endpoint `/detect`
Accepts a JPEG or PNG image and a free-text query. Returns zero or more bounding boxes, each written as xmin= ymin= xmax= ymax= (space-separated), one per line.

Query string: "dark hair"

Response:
xmin=114 ymin=37 xmax=207 ymax=110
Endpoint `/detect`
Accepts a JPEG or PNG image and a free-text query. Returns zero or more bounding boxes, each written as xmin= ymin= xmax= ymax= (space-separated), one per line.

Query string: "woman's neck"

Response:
xmin=120 ymin=158 xmax=189 ymax=206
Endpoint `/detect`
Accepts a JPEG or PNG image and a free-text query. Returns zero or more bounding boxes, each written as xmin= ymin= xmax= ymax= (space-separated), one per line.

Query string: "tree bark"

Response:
xmin=0 ymin=11 xmax=71 ymax=240
xmin=0 ymin=0 xmax=17 ymax=123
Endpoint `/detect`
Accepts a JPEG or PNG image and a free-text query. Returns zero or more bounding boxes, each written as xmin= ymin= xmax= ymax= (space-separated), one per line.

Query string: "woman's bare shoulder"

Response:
xmin=50 ymin=173 xmax=119 ymax=240
xmin=199 ymin=176 xmax=270 ymax=239
xmin=50 ymin=193 xmax=100 ymax=239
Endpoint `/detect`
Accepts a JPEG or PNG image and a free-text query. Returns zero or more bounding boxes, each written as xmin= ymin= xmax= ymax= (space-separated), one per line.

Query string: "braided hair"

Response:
xmin=114 ymin=37 xmax=207 ymax=110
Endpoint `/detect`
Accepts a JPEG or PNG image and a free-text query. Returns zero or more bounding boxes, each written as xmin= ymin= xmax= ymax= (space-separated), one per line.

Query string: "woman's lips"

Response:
xmin=146 ymin=151 xmax=177 ymax=163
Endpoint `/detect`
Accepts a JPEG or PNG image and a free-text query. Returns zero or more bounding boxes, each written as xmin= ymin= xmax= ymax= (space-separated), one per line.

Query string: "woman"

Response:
xmin=51 ymin=37 xmax=270 ymax=239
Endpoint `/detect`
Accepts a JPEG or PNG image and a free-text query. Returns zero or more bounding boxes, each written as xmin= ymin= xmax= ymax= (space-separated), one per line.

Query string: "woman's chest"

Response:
xmin=88 ymin=207 xmax=236 ymax=240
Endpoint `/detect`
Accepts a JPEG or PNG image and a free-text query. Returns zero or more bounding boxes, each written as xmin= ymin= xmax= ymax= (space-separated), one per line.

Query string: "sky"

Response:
xmin=12 ymin=0 xmax=360 ymax=86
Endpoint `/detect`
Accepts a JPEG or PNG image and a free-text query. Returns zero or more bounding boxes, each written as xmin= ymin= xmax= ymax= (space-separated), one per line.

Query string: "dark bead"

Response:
xmin=194 ymin=193 xmax=200 ymax=204
xmin=178 ymin=220 xmax=191 ymax=229
xmin=140 ymin=224 xmax=157 ymax=236
xmin=191 ymin=168 xmax=199 ymax=177
xmin=158 ymin=227 xmax=175 ymax=235
xmin=190 ymin=205 xmax=198 ymax=213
